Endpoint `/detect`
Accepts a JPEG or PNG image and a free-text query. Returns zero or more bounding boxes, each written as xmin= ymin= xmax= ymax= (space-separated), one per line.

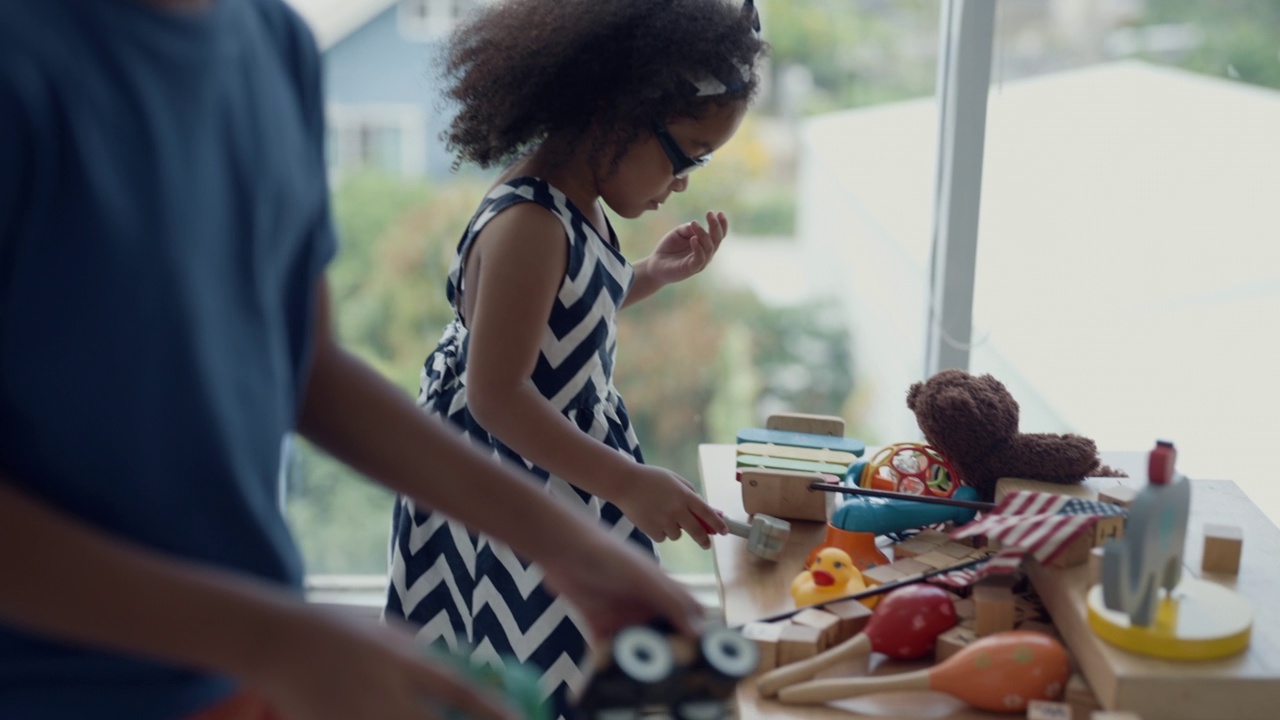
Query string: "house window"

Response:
xmin=325 ymin=104 xmax=427 ymax=181
xmin=397 ymin=0 xmax=477 ymax=42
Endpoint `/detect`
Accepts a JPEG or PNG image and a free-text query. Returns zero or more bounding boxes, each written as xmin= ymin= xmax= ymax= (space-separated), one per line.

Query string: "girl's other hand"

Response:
xmin=612 ymin=465 xmax=728 ymax=549
xmin=646 ymin=211 xmax=728 ymax=286
xmin=249 ymin=608 xmax=518 ymax=720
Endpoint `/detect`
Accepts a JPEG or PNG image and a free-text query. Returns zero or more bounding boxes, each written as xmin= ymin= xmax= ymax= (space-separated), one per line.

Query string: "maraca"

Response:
xmin=777 ymin=631 xmax=1070 ymax=713
xmin=757 ymin=584 xmax=956 ymax=698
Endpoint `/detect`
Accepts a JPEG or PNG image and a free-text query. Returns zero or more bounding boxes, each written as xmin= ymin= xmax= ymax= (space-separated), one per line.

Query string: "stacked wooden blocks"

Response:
xmin=741 ymin=599 xmax=873 ymax=673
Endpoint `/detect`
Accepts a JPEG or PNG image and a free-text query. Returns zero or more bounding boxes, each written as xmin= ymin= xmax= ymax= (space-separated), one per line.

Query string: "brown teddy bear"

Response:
xmin=906 ymin=369 xmax=1123 ymax=502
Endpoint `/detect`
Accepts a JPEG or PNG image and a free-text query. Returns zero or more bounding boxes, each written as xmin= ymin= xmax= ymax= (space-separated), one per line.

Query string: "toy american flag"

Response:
xmin=928 ymin=490 xmax=1128 ymax=587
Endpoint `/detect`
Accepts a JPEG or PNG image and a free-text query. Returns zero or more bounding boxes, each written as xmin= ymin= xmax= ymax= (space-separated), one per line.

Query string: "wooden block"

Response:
xmin=1064 ymin=673 xmax=1102 ymax=718
xmin=1202 ymin=523 xmax=1242 ymax=575
xmin=974 ymin=584 xmax=1016 ymax=637
xmin=1090 ymin=713 xmax=1142 ymax=720
xmin=766 ymin=413 xmax=845 ymax=437
xmin=1048 ymin=533 xmax=1093 ymax=568
xmin=822 ymin=598 xmax=873 ymax=641
xmin=1026 ymin=699 xmax=1073 ymax=720
xmin=996 ymin=477 xmax=1097 ymax=504
xmin=776 ymin=622 xmax=823 ymax=666
xmin=790 ymin=608 xmax=842 ymax=649
xmin=891 ymin=537 xmax=941 ymax=559
xmin=740 ymin=621 xmax=786 ymax=672
xmin=861 ymin=564 xmax=905 ymax=586
xmin=1091 ymin=515 xmax=1126 ymax=545
xmin=736 ymin=443 xmax=859 ymax=467
xmin=886 ymin=557 xmax=932 ymax=576
xmin=912 ymin=550 xmax=962 ymax=570
xmin=1098 ymin=486 xmax=1138 ymax=508
xmin=935 ymin=541 xmax=977 ymax=559
xmin=913 ymin=528 xmax=955 ymax=545
xmin=935 ymin=624 xmax=978 ymax=661
xmin=953 ymin=597 xmax=975 ymax=620
xmin=736 ymin=427 xmax=864 ymax=455
xmin=739 ymin=469 xmax=832 ymax=522
xmin=1088 ymin=546 xmax=1105 ymax=587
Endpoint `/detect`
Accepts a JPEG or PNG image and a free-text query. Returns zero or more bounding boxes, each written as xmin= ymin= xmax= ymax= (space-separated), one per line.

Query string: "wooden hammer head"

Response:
xmin=746 ymin=514 xmax=791 ymax=561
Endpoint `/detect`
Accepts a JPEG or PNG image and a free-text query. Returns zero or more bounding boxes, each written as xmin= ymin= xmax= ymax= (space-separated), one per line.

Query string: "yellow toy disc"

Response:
xmin=1086 ymin=577 xmax=1252 ymax=661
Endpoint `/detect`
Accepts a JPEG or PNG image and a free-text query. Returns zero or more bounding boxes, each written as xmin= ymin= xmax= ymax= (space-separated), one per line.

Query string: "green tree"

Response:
xmin=286 ymin=172 xmax=490 ymax=575
xmin=1145 ymin=0 xmax=1280 ymax=89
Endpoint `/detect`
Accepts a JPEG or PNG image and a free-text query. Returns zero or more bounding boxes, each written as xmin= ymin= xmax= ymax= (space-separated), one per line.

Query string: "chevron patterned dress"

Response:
xmin=386 ymin=177 xmax=657 ymax=720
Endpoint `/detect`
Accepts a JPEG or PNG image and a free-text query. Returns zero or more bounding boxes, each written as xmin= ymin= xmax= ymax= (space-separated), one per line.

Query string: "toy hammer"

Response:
xmin=723 ymin=514 xmax=791 ymax=562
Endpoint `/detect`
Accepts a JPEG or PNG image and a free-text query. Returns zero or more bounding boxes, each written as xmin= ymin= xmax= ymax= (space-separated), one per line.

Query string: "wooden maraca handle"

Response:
xmin=757 ymin=633 xmax=871 ymax=698
xmin=777 ymin=667 xmax=931 ymax=704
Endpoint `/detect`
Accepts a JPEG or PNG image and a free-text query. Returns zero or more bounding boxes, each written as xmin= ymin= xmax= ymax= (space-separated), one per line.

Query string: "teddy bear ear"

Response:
xmin=906 ymin=382 xmax=923 ymax=409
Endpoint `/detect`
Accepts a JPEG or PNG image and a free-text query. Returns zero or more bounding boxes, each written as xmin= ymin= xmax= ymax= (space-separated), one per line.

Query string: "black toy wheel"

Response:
xmin=699 ymin=627 xmax=758 ymax=679
xmin=612 ymin=626 xmax=674 ymax=684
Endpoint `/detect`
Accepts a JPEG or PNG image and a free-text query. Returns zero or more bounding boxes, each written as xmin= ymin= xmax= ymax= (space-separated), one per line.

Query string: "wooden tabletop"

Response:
xmin=698 ymin=444 xmax=1280 ymax=720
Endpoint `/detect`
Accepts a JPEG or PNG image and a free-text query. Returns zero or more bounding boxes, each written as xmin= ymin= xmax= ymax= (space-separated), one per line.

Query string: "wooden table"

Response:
xmin=698 ymin=444 xmax=1280 ymax=720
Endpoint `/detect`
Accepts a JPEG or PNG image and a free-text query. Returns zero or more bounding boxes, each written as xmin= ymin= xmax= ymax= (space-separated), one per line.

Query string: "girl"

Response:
xmin=387 ymin=0 xmax=767 ymax=716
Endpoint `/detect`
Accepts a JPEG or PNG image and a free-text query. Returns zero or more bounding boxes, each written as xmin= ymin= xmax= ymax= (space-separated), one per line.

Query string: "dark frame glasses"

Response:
xmin=652 ymin=121 xmax=712 ymax=179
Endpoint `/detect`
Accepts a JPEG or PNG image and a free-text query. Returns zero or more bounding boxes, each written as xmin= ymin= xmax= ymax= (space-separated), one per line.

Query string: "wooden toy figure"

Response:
xmin=791 ymin=548 xmax=865 ymax=607
xmin=1088 ymin=440 xmax=1254 ymax=660
xmin=1100 ymin=440 xmax=1189 ymax=627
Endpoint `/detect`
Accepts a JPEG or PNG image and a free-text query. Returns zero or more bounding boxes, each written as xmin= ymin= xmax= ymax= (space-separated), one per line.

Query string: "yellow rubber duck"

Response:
xmin=790 ymin=547 xmax=866 ymax=607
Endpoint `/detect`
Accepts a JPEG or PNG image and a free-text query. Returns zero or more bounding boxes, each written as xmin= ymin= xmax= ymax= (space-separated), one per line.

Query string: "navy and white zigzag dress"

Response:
xmin=386 ymin=177 xmax=656 ymax=720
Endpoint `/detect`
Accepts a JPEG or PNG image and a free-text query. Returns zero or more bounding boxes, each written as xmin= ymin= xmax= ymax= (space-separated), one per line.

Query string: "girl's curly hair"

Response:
xmin=441 ymin=0 xmax=768 ymax=169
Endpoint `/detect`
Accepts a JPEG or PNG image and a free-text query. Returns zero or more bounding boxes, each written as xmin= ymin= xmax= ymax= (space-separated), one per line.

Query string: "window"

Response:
xmin=289 ymin=0 xmax=945 ymax=588
xmin=287 ymin=0 xmax=1280 ymax=607
xmin=397 ymin=0 xmax=478 ymax=42
xmin=326 ymin=104 xmax=427 ymax=182
xmin=969 ymin=1 xmax=1280 ymax=521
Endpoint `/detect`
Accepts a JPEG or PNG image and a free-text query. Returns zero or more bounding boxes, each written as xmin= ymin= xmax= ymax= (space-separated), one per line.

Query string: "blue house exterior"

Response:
xmin=293 ymin=0 xmax=482 ymax=182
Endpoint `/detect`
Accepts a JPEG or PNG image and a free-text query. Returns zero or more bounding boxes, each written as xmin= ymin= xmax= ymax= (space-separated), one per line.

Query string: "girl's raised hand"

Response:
xmin=645 ymin=211 xmax=728 ymax=286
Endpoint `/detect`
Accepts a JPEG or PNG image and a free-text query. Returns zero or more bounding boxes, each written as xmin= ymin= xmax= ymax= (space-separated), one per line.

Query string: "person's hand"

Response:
xmin=248 ymin=607 xmax=518 ymax=720
xmin=644 ymin=211 xmax=728 ymax=286
xmin=610 ymin=465 xmax=727 ymax=549
xmin=538 ymin=524 xmax=712 ymax=641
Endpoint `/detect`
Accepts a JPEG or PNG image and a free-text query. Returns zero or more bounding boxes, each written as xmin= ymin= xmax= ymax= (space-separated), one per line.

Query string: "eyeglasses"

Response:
xmin=652 ymin=120 xmax=712 ymax=179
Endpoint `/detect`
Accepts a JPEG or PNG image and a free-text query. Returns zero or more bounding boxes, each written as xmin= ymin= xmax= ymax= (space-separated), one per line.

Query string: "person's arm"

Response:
xmin=0 ymin=480 xmax=512 ymax=720
xmin=448 ymin=204 xmax=724 ymax=547
xmin=297 ymin=261 xmax=713 ymax=634
xmin=621 ymin=211 xmax=728 ymax=309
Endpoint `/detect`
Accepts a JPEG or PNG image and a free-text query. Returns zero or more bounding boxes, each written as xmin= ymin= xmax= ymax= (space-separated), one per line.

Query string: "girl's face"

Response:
xmin=598 ymin=101 xmax=748 ymax=219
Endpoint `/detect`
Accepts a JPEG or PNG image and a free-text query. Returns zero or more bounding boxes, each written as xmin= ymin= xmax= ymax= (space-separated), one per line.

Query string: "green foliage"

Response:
xmin=760 ymin=0 xmax=939 ymax=111
xmin=1145 ymin=0 xmax=1280 ymax=89
xmin=286 ymin=172 xmax=492 ymax=575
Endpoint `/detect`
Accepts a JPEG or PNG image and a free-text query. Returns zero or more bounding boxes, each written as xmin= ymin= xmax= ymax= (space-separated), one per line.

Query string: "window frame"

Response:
xmin=924 ymin=0 xmax=995 ymax=377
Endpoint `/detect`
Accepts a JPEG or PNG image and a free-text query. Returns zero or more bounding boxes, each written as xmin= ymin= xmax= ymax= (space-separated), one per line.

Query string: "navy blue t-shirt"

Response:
xmin=0 ymin=0 xmax=336 ymax=717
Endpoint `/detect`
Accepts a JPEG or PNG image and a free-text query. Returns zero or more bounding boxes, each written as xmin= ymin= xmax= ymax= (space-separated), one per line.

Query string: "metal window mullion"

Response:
xmin=925 ymin=0 xmax=995 ymax=377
